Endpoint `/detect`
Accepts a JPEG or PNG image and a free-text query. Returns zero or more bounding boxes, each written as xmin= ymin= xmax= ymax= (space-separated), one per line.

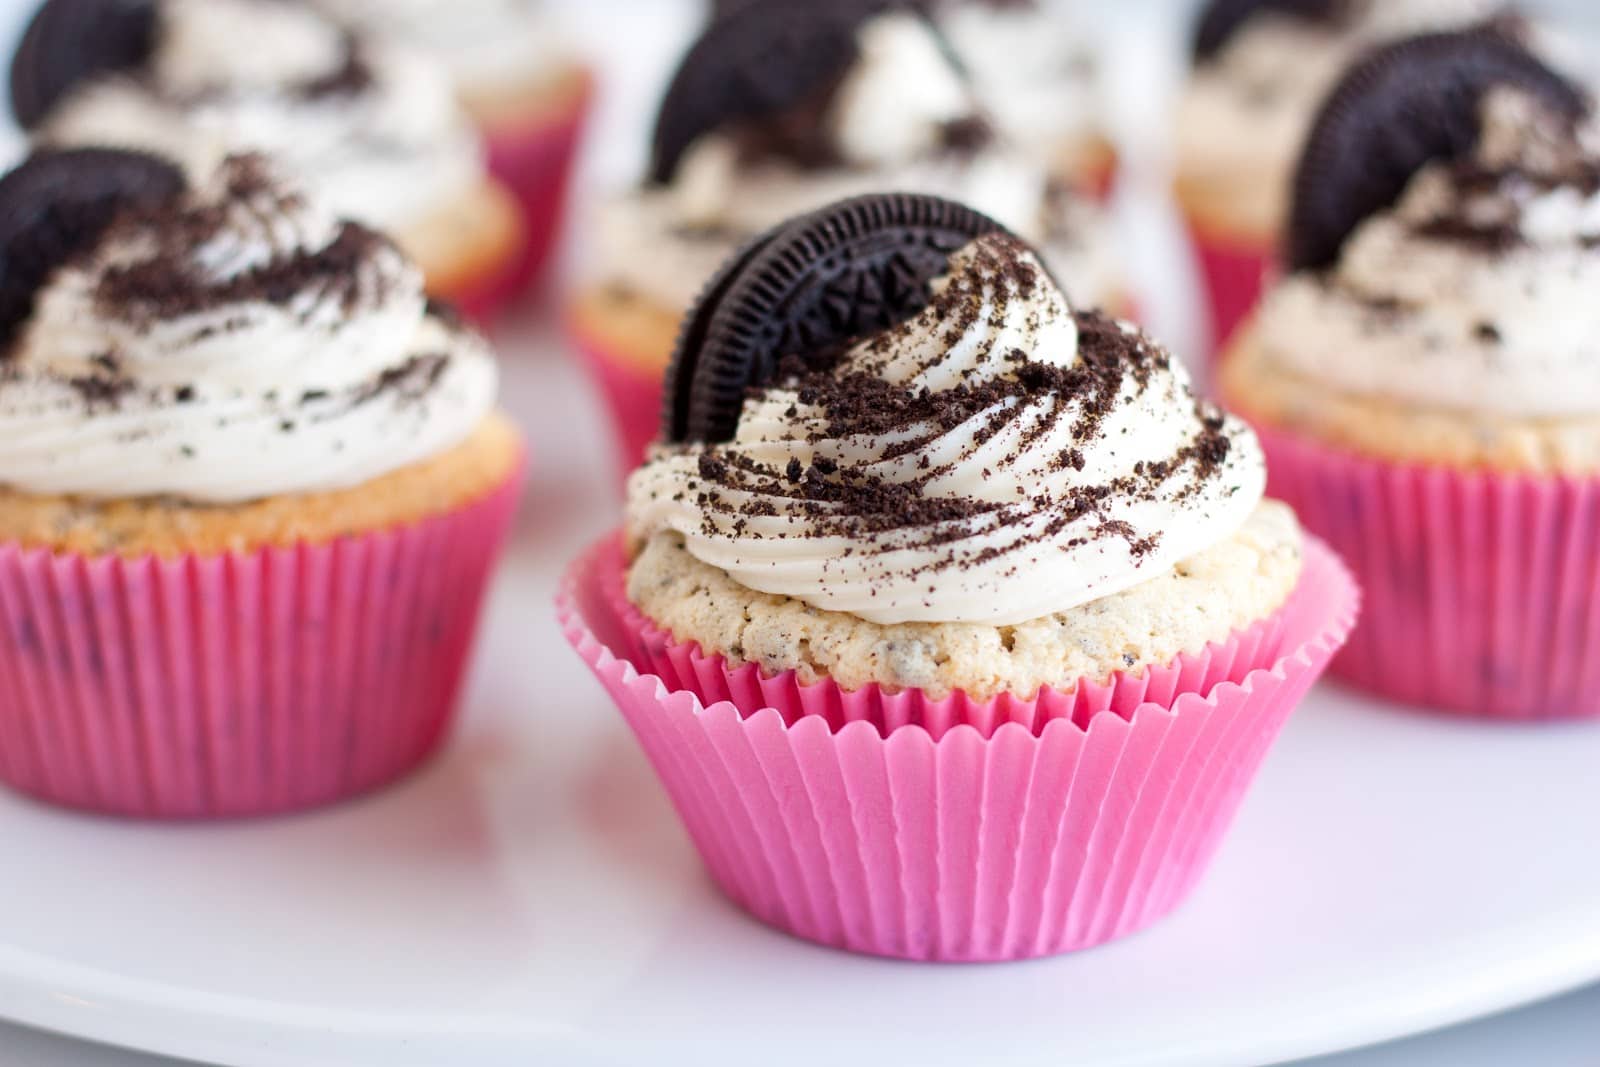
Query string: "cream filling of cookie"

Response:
xmin=1257 ymin=90 xmax=1600 ymax=419
xmin=627 ymin=234 xmax=1264 ymax=626
xmin=0 ymin=155 xmax=497 ymax=503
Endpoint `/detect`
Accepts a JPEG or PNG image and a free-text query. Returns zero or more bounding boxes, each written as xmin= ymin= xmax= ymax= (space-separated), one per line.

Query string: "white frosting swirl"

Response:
xmin=1257 ymin=90 xmax=1600 ymax=418
xmin=34 ymin=0 xmax=482 ymax=233
xmin=1176 ymin=0 xmax=1498 ymax=226
xmin=627 ymin=235 xmax=1264 ymax=626
xmin=597 ymin=11 xmax=1122 ymax=313
xmin=0 ymin=155 xmax=497 ymax=503
xmin=308 ymin=0 xmax=571 ymax=98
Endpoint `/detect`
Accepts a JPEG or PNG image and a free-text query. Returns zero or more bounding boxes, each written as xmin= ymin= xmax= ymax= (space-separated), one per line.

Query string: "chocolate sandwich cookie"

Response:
xmin=653 ymin=0 xmax=958 ymax=184
xmin=662 ymin=192 xmax=1007 ymax=443
xmin=1286 ymin=22 xmax=1583 ymax=271
xmin=0 ymin=146 xmax=185 ymax=349
xmin=10 ymin=0 xmax=158 ymax=128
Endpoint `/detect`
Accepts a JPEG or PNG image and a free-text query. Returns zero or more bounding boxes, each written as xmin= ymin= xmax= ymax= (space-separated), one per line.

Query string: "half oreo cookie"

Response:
xmin=10 ymin=0 xmax=160 ymax=129
xmin=650 ymin=1 xmax=888 ymax=184
xmin=662 ymin=192 xmax=1008 ymax=444
xmin=1286 ymin=23 xmax=1585 ymax=272
xmin=1192 ymin=0 xmax=1349 ymax=63
xmin=0 ymin=148 xmax=186 ymax=352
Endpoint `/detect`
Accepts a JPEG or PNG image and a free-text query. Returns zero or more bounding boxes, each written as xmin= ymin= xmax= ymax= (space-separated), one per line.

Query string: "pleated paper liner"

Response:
xmin=482 ymin=71 xmax=594 ymax=299
xmin=569 ymin=319 xmax=664 ymax=480
xmin=1255 ymin=424 xmax=1600 ymax=719
xmin=1185 ymin=219 xmax=1273 ymax=372
xmin=560 ymin=532 xmax=1358 ymax=961
xmin=0 ymin=466 xmax=523 ymax=820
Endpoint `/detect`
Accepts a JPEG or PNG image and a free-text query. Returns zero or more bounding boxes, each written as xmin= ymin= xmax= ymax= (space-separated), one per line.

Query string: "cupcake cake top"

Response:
xmin=600 ymin=0 xmax=1118 ymax=315
xmin=0 ymin=148 xmax=496 ymax=503
xmin=11 ymin=0 xmax=481 ymax=232
xmin=1257 ymin=26 xmax=1599 ymax=418
xmin=1178 ymin=0 xmax=1499 ymax=227
xmin=628 ymin=194 xmax=1264 ymax=626
xmin=306 ymin=0 xmax=572 ymax=100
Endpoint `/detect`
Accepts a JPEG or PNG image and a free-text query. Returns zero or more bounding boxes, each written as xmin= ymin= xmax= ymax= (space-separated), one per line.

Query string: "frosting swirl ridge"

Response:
xmin=0 ymin=154 xmax=497 ymax=503
xmin=627 ymin=235 xmax=1265 ymax=625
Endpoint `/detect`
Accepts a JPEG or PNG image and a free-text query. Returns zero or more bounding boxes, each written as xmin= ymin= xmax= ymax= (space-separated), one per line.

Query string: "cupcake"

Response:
xmin=0 ymin=148 xmax=523 ymax=817
xmin=571 ymin=1 xmax=1128 ymax=474
xmin=1176 ymin=0 xmax=1498 ymax=357
xmin=561 ymin=192 xmax=1356 ymax=960
xmin=306 ymin=0 xmax=593 ymax=295
xmin=11 ymin=0 xmax=527 ymax=323
xmin=1222 ymin=27 xmax=1598 ymax=718
xmin=920 ymin=0 xmax=1117 ymax=198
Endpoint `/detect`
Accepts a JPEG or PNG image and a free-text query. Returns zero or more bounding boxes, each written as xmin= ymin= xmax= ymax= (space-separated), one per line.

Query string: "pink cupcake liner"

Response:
xmin=446 ymin=245 xmax=531 ymax=328
xmin=569 ymin=318 xmax=663 ymax=481
xmin=559 ymin=532 xmax=1357 ymax=961
xmin=1187 ymin=223 xmax=1273 ymax=368
xmin=1254 ymin=423 xmax=1600 ymax=720
xmin=0 ymin=468 xmax=523 ymax=820
xmin=482 ymin=76 xmax=594 ymax=300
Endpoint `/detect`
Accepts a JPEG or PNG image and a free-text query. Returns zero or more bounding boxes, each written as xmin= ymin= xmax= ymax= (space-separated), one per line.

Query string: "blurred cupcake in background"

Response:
xmin=0 ymin=148 xmax=523 ymax=817
xmin=1175 ymin=0 xmax=1498 ymax=359
xmin=307 ymin=0 xmax=593 ymax=296
xmin=712 ymin=0 xmax=1118 ymax=198
xmin=11 ymin=0 xmax=527 ymax=323
xmin=574 ymin=0 xmax=1128 ymax=474
xmin=562 ymin=191 xmax=1355 ymax=960
xmin=1222 ymin=25 xmax=1600 ymax=719
xmin=919 ymin=0 xmax=1117 ymax=198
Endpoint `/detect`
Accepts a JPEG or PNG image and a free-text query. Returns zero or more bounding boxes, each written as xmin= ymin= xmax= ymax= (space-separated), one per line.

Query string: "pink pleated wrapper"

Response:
xmin=568 ymin=319 xmax=663 ymax=481
xmin=1255 ymin=423 xmax=1600 ymax=719
xmin=481 ymin=75 xmax=594 ymax=300
xmin=559 ymin=532 xmax=1357 ymax=961
xmin=1186 ymin=222 xmax=1273 ymax=369
xmin=0 ymin=470 xmax=523 ymax=819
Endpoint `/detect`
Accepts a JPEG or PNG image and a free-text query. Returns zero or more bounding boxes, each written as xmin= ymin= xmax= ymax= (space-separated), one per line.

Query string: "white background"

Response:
xmin=3 ymin=0 xmax=1600 ymax=1064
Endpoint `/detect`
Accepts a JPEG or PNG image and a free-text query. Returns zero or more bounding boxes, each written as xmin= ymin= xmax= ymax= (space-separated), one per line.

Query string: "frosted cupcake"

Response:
xmin=571 ymin=1 xmax=1127 ymax=473
xmin=11 ymin=0 xmax=526 ymax=322
xmin=0 ymin=148 xmax=523 ymax=817
xmin=562 ymin=192 xmax=1355 ymax=960
xmin=306 ymin=0 xmax=593 ymax=294
xmin=1176 ymin=0 xmax=1497 ymax=356
xmin=1222 ymin=27 xmax=1597 ymax=718
xmin=921 ymin=0 xmax=1116 ymax=197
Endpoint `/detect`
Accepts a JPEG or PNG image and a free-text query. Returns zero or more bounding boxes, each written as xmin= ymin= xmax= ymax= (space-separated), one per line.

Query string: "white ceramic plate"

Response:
xmin=1 ymin=343 xmax=1598 ymax=1067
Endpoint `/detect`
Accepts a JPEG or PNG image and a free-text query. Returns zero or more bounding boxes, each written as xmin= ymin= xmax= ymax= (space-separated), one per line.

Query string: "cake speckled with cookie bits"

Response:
xmin=0 ymin=147 xmax=523 ymax=818
xmin=561 ymin=191 xmax=1357 ymax=961
xmin=1222 ymin=24 xmax=1600 ymax=719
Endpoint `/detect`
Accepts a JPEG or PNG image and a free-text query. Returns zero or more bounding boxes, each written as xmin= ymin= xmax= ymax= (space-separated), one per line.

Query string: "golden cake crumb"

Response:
xmin=398 ymin=179 xmax=526 ymax=302
xmin=626 ymin=502 xmax=1304 ymax=701
xmin=1223 ymin=323 xmax=1600 ymax=475
xmin=571 ymin=283 xmax=684 ymax=375
xmin=0 ymin=413 xmax=523 ymax=557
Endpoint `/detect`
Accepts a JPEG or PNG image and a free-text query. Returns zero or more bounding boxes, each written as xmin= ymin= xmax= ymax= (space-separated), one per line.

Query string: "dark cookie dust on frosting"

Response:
xmin=0 ymin=153 xmax=497 ymax=504
xmin=629 ymin=233 xmax=1265 ymax=626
